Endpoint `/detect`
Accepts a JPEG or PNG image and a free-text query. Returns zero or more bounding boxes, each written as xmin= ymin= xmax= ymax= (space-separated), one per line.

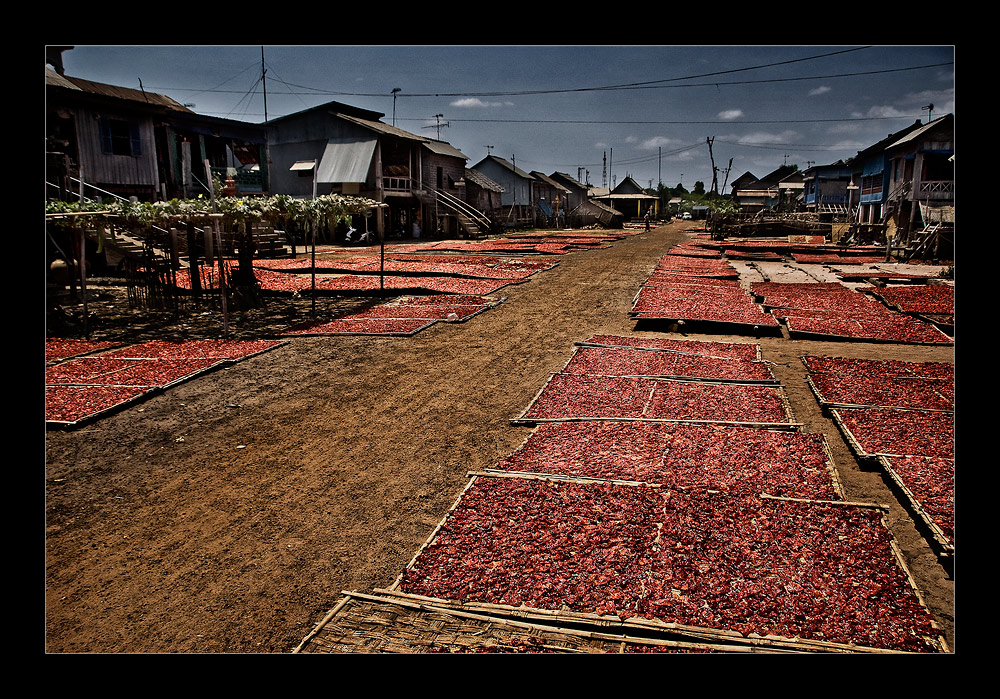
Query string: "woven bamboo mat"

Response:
xmin=293 ymin=590 xmax=785 ymax=654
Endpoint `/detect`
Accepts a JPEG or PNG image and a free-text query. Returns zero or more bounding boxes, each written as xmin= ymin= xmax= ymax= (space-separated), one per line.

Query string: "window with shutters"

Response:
xmin=100 ymin=118 xmax=142 ymax=156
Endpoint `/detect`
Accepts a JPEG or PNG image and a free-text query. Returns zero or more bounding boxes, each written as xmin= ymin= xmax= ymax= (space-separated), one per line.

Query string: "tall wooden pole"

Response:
xmin=78 ymin=228 xmax=89 ymax=341
xmin=205 ymin=159 xmax=229 ymax=338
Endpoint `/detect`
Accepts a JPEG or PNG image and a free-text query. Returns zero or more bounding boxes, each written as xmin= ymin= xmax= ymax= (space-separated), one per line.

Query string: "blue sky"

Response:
xmin=56 ymin=44 xmax=955 ymax=192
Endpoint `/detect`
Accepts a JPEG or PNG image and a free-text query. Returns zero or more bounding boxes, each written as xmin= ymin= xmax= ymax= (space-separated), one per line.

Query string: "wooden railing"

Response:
xmin=383 ymin=176 xmax=411 ymax=192
xmin=917 ymin=180 xmax=953 ymax=198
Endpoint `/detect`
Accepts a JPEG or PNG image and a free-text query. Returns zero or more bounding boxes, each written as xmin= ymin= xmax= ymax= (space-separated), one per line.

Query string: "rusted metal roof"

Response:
xmin=463 ymin=168 xmax=504 ymax=192
xmin=336 ymin=112 xmax=427 ymax=142
xmin=47 ymin=69 xmax=193 ymax=112
xmin=423 ymin=139 xmax=468 ymax=161
xmin=530 ymin=171 xmax=570 ymax=192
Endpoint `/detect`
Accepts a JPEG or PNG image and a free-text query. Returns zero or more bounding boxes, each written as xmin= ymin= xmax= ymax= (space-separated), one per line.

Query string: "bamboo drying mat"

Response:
xmin=877 ymin=455 xmax=955 ymax=563
xmin=293 ymin=589 xmax=798 ymax=654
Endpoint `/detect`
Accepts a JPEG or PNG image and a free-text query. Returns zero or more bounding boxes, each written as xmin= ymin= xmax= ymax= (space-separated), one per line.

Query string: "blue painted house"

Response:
xmin=852 ymin=119 xmax=926 ymax=224
xmin=802 ymin=160 xmax=856 ymax=214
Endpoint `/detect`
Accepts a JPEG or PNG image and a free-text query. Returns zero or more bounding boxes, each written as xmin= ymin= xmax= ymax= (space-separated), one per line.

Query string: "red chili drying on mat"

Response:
xmin=399 ymin=479 xmax=941 ymax=652
xmin=882 ymin=456 xmax=954 ymax=545
xmin=811 ymin=372 xmax=953 ymax=411
xmin=835 ymin=408 xmax=954 ymax=459
xmin=495 ymin=421 xmax=838 ymax=500
xmin=46 ymin=384 xmax=155 ymax=423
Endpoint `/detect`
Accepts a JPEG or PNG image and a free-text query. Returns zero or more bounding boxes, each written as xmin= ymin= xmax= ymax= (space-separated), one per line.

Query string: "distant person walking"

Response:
xmin=644 ymin=209 xmax=651 ymax=232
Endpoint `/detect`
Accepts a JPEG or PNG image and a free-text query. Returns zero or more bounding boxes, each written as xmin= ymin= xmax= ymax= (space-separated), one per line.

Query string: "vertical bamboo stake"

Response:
xmin=311 ymin=216 xmax=317 ymax=318
xmin=205 ymin=159 xmax=229 ymax=338
xmin=77 ymin=227 xmax=89 ymax=341
xmin=186 ymin=221 xmax=202 ymax=300
xmin=169 ymin=226 xmax=180 ymax=318
xmin=380 ymin=214 xmax=386 ymax=298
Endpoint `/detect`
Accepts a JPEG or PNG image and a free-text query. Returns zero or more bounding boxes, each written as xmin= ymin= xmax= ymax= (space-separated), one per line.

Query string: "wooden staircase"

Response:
xmin=415 ymin=182 xmax=493 ymax=239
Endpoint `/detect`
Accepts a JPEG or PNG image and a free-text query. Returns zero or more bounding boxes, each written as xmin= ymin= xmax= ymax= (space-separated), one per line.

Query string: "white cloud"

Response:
xmin=861 ymin=88 xmax=955 ymax=121
xmin=449 ymin=97 xmax=513 ymax=108
xmin=640 ymin=136 xmax=676 ymax=150
xmin=864 ymin=105 xmax=911 ymax=119
xmin=809 ymin=86 xmax=831 ymax=96
xmin=718 ymin=109 xmax=743 ymax=120
xmin=731 ymin=130 xmax=800 ymax=146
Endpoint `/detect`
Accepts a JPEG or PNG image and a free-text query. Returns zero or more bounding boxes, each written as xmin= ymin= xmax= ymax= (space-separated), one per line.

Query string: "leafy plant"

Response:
xmin=46 ymin=193 xmax=381 ymax=230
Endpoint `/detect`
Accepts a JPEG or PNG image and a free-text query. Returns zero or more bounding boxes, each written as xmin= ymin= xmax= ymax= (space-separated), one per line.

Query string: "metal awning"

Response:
xmin=316 ymin=138 xmax=377 ymax=184
xmin=290 ymin=160 xmax=316 ymax=171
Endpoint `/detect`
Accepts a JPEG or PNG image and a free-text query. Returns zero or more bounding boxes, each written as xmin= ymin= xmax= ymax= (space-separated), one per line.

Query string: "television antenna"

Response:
xmin=422 ymin=114 xmax=450 ymax=139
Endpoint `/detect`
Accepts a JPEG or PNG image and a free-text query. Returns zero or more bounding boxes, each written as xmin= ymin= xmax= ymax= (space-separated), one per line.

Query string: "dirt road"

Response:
xmin=44 ymin=221 xmax=955 ymax=653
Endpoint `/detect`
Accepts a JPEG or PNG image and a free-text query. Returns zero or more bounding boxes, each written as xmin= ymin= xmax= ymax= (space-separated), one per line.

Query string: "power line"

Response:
xmin=401 ymin=115 xmax=923 ymax=126
xmin=145 ymin=59 xmax=952 ymax=103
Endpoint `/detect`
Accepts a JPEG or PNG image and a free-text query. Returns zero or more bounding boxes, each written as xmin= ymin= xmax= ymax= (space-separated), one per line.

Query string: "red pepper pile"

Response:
xmin=802 ymin=355 xmax=955 ymax=458
xmin=791 ymin=253 xmax=885 ymax=265
xmin=522 ymin=373 xmax=790 ymax=424
xmin=175 ymin=267 xmax=516 ymax=296
xmin=630 ymin=252 xmax=778 ymax=328
xmin=652 ymin=256 xmax=740 ymax=279
xmin=632 ymin=287 xmax=779 ymax=327
xmin=801 ymin=355 xmax=954 ymax=379
xmin=45 ymin=339 xmax=121 ymax=363
xmin=255 ymin=254 xmax=557 ymax=281
xmin=524 ymin=338 xmax=791 ymax=424
xmin=45 ymin=339 xmax=286 ymax=424
xmin=562 ymin=346 xmax=776 ymax=383
xmin=46 ymin=356 xmax=223 ymax=387
xmin=101 ymin=339 xmax=285 ymax=361
xmin=868 ymin=284 xmax=954 ymax=316
xmin=282 ymin=295 xmax=501 ymax=336
xmin=834 ymin=407 xmax=954 ymax=459
xmin=319 ymin=274 xmax=514 ymax=296
xmin=585 ymin=335 xmax=760 ymax=360
xmin=45 ymin=384 xmax=157 ymax=423
xmin=496 ymin=421 xmax=839 ymax=500
xmin=881 ymin=455 xmax=955 ymax=546
xmin=753 ymin=281 xmax=952 ymax=343
xmin=399 ymin=478 xmax=942 ymax=652
xmin=809 ymin=372 xmax=954 ymax=411
xmin=803 ymin=354 xmax=955 ymax=552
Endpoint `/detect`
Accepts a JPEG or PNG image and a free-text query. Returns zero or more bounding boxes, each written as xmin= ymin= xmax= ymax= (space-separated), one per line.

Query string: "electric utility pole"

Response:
xmin=707 ymin=137 xmax=718 ymax=195
xmin=261 ymin=47 xmax=268 ymax=122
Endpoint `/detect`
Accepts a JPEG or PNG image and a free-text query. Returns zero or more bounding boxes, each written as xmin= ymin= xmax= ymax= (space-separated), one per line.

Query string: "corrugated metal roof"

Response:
xmin=49 ymin=71 xmax=193 ymax=112
xmin=45 ymin=67 xmax=81 ymax=90
xmin=316 ymin=138 xmax=377 ymax=184
xmin=475 ymin=155 xmax=532 ymax=179
xmin=605 ymin=192 xmax=656 ymax=200
xmin=888 ymin=114 xmax=953 ymax=150
xmin=424 ymin=139 xmax=468 ymax=160
xmin=464 ymin=168 xmax=504 ymax=192
xmin=530 ymin=171 xmax=570 ymax=191
xmin=336 ymin=113 xmax=427 ymax=142
xmin=551 ymin=171 xmax=588 ymax=190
